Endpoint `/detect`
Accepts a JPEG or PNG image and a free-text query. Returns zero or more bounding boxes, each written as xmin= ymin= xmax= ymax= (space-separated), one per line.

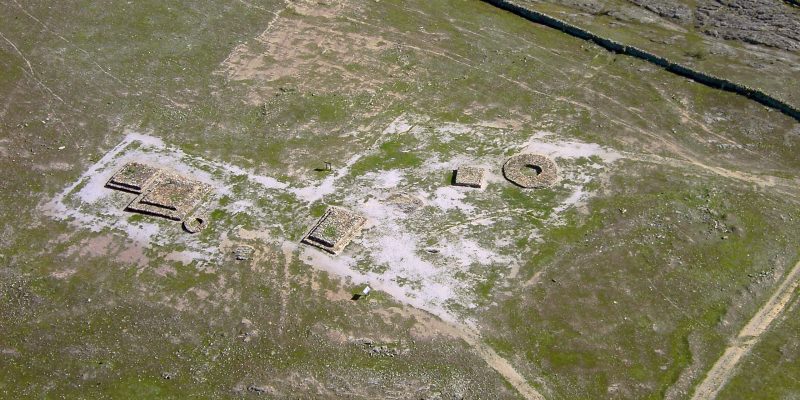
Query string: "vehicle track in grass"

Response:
xmin=690 ymin=258 xmax=800 ymax=399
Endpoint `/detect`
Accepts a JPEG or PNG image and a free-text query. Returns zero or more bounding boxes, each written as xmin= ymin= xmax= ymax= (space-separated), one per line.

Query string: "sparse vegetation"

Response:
xmin=0 ymin=0 xmax=798 ymax=399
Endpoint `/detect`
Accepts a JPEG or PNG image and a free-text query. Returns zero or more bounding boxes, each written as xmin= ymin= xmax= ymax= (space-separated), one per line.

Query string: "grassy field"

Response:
xmin=717 ymin=296 xmax=800 ymax=399
xmin=0 ymin=0 xmax=798 ymax=398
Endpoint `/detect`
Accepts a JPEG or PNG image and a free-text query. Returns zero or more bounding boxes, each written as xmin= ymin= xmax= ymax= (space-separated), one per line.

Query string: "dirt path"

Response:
xmin=397 ymin=305 xmax=544 ymax=400
xmin=624 ymin=152 xmax=800 ymax=200
xmin=691 ymin=258 xmax=800 ymax=399
xmin=456 ymin=327 xmax=545 ymax=400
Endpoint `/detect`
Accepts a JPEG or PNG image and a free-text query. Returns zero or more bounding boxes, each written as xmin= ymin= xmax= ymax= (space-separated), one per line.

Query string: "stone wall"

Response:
xmin=481 ymin=0 xmax=800 ymax=123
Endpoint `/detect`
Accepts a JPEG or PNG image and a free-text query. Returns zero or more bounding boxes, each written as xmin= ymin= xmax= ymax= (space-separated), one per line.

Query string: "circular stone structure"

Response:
xmin=182 ymin=216 xmax=208 ymax=234
xmin=503 ymin=153 xmax=559 ymax=188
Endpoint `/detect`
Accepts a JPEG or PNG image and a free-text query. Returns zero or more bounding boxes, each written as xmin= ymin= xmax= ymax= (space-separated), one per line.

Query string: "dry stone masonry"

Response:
xmin=182 ymin=216 xmax=208 ymax=234
xmin=106 ymin=162 xmax=212 ymax=223
xmin=106 ymin=162 xmax=160 ymax=193
xmin=234 ymin=245 xmax=255 ymax=261
xmin=453 ymin=166 xmax=487 ymax=189
xmin=302 ymin=207 xmax=367 ymax=255
xmin=503 ymin=154 xmax=559 ymax=188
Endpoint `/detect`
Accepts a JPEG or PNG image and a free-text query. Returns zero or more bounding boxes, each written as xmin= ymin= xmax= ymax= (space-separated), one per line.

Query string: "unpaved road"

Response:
xmin=691 ymin=258 xmax=800 ymax=399
xmin=420 ymin=317 xmax=544 ymax=400
xmin=457 ymin=328 xmax=545 ymax=400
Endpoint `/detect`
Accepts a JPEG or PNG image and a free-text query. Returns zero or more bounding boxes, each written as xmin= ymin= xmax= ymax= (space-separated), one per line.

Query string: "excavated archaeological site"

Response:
xmin=45 ymin=116 xmax=589 ymax=326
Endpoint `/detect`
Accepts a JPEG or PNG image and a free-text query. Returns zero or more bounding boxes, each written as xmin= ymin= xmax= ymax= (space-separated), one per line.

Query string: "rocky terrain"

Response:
xmin=629 ymin=0 xmax=693 ymax=23
xmin=546 ymin=0 xmax=800 ymax=51
xmin=696 ymin=0 xmax=800 ymax=51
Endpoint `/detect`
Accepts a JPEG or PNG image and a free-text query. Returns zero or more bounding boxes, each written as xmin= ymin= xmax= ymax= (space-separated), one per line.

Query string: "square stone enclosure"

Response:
xmin=106 ymin=162 xmax=160 ymax=193
xmin=453 ymin=166 xmax=486 ymax=189
xmin=302 ymin=207 xmax=366 ymax=255
xmin=106 ymin=163 xmax=211 ymax=221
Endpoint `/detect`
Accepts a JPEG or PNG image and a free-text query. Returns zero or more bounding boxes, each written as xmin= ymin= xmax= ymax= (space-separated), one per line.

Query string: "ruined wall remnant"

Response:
xmin=126 ymin=172 xmax=211 ymax=221
xmin=453 ymin=166 xmax=487 ymax=189
xmin=302 ymin=207 xmax=366 ymax=255
xmin=233 ymin=245 xmax=255 ymax=261
xmin=106 ymin=162 xmax=212 ymax=223
xmin=106 ymin=162 xmax=160 ymax=193
xmin=503 ymin=154 xmax=559 ymax=188
xmin=183 ymin=217 xmax=208 ymax=234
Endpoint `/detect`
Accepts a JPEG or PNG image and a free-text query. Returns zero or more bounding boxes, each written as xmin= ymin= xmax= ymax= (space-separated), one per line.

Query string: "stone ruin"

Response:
xmin=106 ymin=162 xmax=211 ymax=228
xmin=302 ymin=206 xmax=366 ymax=255
xmin=106 ymin=162 xmax=160 ymax=193
xmin=182 ymin=216 xmax=208 ymax=233
xmin=453 ymin=166 xmax=486 ymax=189
xmin=385 ymin=192 xmax=424 ymax=213
xmin=502 ymin=154 xmax=559 ymax=188
xmin=233 ymin=245 xmax=255 ymax=261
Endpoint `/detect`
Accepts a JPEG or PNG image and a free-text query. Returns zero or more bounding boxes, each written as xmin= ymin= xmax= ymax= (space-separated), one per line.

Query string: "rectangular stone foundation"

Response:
xmin=302 ymin=207 xmax=366 ymax=255
xmin=107 ymin=162 xmax=211 ymax=221
xmin=453 ymin=166 xmax=486 ymax=189
xmin=106 ymin=162 xmax=160 ymax=193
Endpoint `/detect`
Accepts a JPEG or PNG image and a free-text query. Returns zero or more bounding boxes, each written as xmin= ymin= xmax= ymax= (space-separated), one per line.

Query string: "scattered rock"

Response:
xmin=370 ymin=345 xmax=402 ymax=357
xmin=385 ymin=192 xmax=424 ymax=213
xmin=233 ymin=246 xmax=254 ymax=261
xmin=350 ymin=337 xmax=408 ymax=357
xmin=350 ymin=337 xmax=374 ymax=346
xmin=238 ymin=318 xmax=259 ymax=342
xmin=247 ymin=384 xmax=274 ymax=394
